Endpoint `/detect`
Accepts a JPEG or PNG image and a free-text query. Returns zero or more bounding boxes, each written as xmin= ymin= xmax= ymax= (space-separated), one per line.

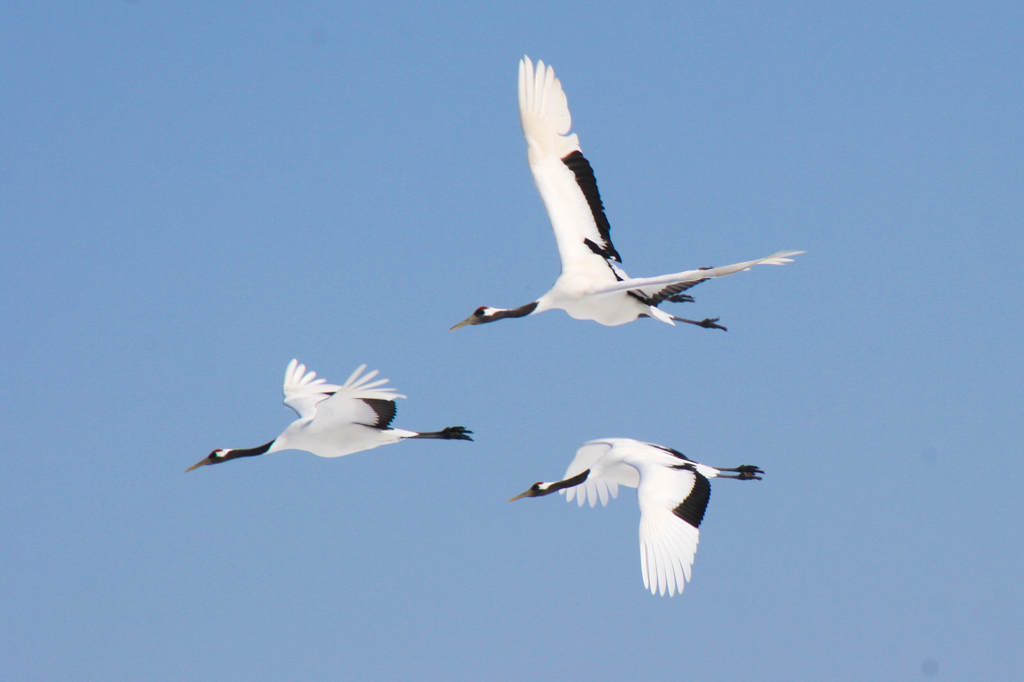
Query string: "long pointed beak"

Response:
xmin=450 ymin=315 xmax=475 ymax=331
xmin=509 ymin=489 xmax=533 ymax=502
xmin=184 ymin=457 xmax=211 ymax=473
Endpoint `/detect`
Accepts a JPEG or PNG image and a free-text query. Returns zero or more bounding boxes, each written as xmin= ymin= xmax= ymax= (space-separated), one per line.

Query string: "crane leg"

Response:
xmin=671 ymin=316 xmax=727 ymax=331
xmin=411 ymin=426 xmax=474 ymax=441
xmin=715 ymin=465 xmax=764 ymax=480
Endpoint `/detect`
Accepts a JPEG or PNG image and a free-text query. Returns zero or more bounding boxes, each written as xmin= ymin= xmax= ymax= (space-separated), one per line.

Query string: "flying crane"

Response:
xmin=186 ymin=359 xmax=472 ymax=472
xmin=511 ymin=438 xmax=762 ymax=596
xmin=452 ymin=56 xmax=801 ymax=331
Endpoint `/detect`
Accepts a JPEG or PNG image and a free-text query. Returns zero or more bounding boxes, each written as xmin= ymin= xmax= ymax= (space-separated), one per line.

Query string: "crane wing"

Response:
xmin=589 ymin=250 xmax=804 ymax=297
xmin=281 ymin=359 xmax=342 ymax=420
xmin=628 ymin=278 xmax=707 ymax=306
xmin=560 ymin=440 xmax=640 ymax=508
xmin=310 ymin=363 xmax=407 ymax=429
xmin=282 ymin=360 xmax=406 ymax=422
xmin=636 ymin=464 xmax=708 ymax=597
xmin=520 ymin=56 xmax=621 ymax=282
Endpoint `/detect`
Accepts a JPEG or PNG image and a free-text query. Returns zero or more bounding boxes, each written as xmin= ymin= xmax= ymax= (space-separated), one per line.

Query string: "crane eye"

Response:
xmin=474 ymin=307 xmax=486 ymax=316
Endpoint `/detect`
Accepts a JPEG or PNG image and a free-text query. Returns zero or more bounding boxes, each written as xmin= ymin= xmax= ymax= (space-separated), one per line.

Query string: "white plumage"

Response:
xmin=185 ymin=359 xmax=472 ymax=472
xmin=452 ymin=56 xmax=802 ymax=331
xmin=510 ymin=438 xmax=763 ymax=597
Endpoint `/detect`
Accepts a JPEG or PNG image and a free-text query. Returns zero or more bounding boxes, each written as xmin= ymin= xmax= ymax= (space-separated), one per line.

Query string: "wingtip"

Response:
xmin=767 ymin=249 xmax=805 ymax=264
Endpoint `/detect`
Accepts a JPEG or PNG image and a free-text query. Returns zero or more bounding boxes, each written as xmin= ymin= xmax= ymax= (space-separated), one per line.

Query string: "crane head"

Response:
xmin=184 ymin=441 xmax=274 ymax=473
xmin=450 ymin=301 xmax=540 ymax=331
xmin=509 ymin=481 xmax=551 ymax=501
xmin=184 ymin=449 xmax=229 ymax=473
xmin=450 ymin=306 xmax=498 ymax=330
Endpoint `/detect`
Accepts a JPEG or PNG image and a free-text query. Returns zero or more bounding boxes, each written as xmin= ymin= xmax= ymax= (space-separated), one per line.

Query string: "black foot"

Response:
xmin=698 ymin=318 xmax=727 ymax=331
xmin=414 ymin=426 xmax=474 ymax=441
xmin=721 ymin=464 xmax=764 ymax=480
xmin=441 ymin=426 xmax=473 ymax=441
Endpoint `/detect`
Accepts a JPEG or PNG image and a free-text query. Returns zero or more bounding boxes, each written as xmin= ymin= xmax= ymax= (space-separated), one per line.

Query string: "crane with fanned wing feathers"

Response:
xmin=186 ymin=360 xmax=472 ymax=472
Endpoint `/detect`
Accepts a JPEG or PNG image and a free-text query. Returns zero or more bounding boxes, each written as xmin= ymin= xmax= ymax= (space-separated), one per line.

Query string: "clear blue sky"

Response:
xmin=2 ymin=2 xmax=1021 ymax=680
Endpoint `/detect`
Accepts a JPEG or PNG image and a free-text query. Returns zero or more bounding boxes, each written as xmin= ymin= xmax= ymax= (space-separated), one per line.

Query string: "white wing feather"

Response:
xmin=281 ymin=359 xmax=406 ymax=421
xmin=560 ymin=440 xmax=641 ymax=506
xmin=562 ymin=441 xmax=612 ymax=480
xmin=636 ymin=464 xmax=702 ymax=597
xmin=519 ymin=56 xmax=577 ymax=157
xmin=314 ymin=363 xmax=408 ymax=429
xmin=560 ymin=441 xmax=611 ymax=505
xmin=520 ymin=56 xmax=617 ymax=281
xmin=556 ymin=439 xmax=704 ymax=597
xmin=592 ymin=250 xmax=805 ymax=296
xmin=282 ymin=359 xmax=343 ymax=420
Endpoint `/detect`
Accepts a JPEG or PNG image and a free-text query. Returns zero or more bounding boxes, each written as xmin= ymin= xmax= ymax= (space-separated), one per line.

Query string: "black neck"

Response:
xmin=543 ymin=469 xmax=591 ymax=496
xmin=224 ymin=440 xmax=275 ymax=462
xmin=493 ymin=301 xmax=538 ymax=320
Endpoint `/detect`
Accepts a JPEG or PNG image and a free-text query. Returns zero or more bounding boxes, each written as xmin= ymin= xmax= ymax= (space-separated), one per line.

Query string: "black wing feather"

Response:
xmin=359 ymin=399 xmax=398 ymax=429
xmin=629 ymin=279 xmax=709 ymax=307
xmin=648 ymin=279 xmax=708 ymax=305
xmin=562 ymin=150 xmax=621 ymax=263
xmin=653 ymin=444 xmax=695 ymax=463
xmin=671 ymin=471 xmax=711 ymax=529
